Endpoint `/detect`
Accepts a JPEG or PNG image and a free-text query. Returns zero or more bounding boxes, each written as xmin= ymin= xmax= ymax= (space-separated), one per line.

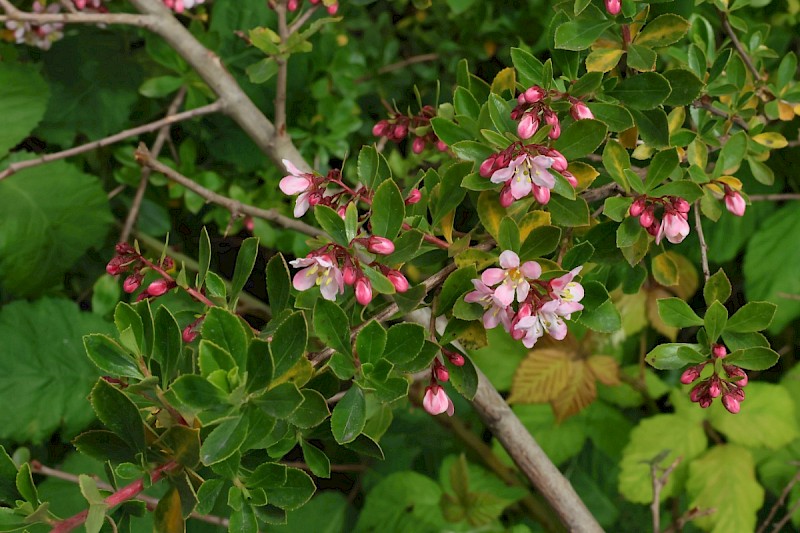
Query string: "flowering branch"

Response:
xmin=0 ymin=101 xmax=222 ymax=182
xmin=50 ymin=461 xmax=180 ymax=533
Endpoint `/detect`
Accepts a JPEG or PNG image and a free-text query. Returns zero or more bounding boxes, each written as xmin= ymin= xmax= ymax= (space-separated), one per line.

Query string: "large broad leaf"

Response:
xmin=355 ymin=472 xmax=446 ymax=532
xmin=0 ymin=159 xmax=112 ymax=296
xmin=0 ymin=62 xmax=49 ymax=158
xmin=687 ymin=445 xmax=764 ymax=533
xmin=744 ymin=205 xmax=800 ymax=333
xmin=0 ymin=298 xmax=112 ymax=443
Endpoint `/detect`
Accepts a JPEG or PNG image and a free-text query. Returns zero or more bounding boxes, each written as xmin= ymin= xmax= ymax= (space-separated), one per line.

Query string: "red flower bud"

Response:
xmin=712 ymin=344 xmax=727 ymax=359
xmin=436 ymin=139 xmax=448 ymax=152
xmin=106 ymin=257 xmax=125 ymax=276
xmin=722 ymin=394 xmax=741 ymax=414
xmin=372 ymin=121 xmax=389 ymax=137
xmin=327 ymin=2 xmax=338 ymax=14
xmin=182 ymin=325 xmax=198 ymax=343
xmin=115 ymin=242 xmax=135 ymax=255
xmin=708 ymin=377 xmax=722 ymax=398
xmin=480 ymin=155 xmax=497 ymax=178
xmin=629 ymin=197 xmax=646 ymax=217
xmin=367 ymin=236 xmax=395 ymax=255
xmin=147 ymin=279 xmax=170 ymax=297
xmin=547 ymin=149 xmax=568 ymax=172
xmin=533 ymin=184 xmax=551 ymax=205
xmin=524 ymin=86 xmax=545 ymax=104
xmin=123 ymin=274 xmax=142 ymax=294
xmin=434 ymin=363 xmax=449 ymax=382
xmin=562 ymin=171 xmax=578 ymax=188
xmin=392 ymin=124 xmax=408 ymax=140
xmin=639 ymin=208 xmax=655 ymax=228
xmin=680 ymin=364 xmax=703 ymax=385
xmin=343 ymin=263 xmax=358 ymax=285
xmin=570 ymin=102 xmax=594 ymax=121
xmin=355 ymin=277 xmax=373 ymax=306
xmin=412 ymin=136 xmax=426 ymax=154
xmin=724 ymin=365 xmax=748 ymax=387
xmin=500 ymin=186 xmax=514 ymax=207
xmin=387 ymin=270 xmax=409 ymax=293
xmin=445 ymin=350 xmax=465 ymax=366
xmin=605 ymin=0 xmax=620 ymax=15
xmin=405 ymin=188 xmax=422 ymax=205
xmin=673 ymin=197 xmax=690 ymax=213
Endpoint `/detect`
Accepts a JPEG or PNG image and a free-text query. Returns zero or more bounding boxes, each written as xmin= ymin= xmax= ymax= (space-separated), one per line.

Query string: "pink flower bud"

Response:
xmin=562 ymin=171 xmax=578 ymax=188
xmin=366 ymin=236 xmax=395 ymax=255
xmin=405 ymin=188 xmax=422 ymax=205
xmin=434 ymin=364 xmax=449 ymax=382
xmin=690 ymin=383 xmax=706 ymax=402
xmin=244 ymin=216 xmax=255 ymax=232
xmin=147 ymin=279 xmax=170 ymax=297
xmin=392 ymin=123 xmax=408 ymax=140
xmin=605 ymin=0 xmax=620 ymax=15
xmin=725 ymin=191 xmax=746 ymax=217
xmin=372 ymin=121 xmax=389 ymax=137
xmin=308 ymin=191 xmax=322 ymax=206
xmin=422 ymin=384 xmax=454 ymax=416
xmin=337 ymin=205 xmax=347 ymax=219
xmin=708 ymin=377 xmax=722 ymax=398
xmin=724 ymin=365 xmax=748 ymax=387
xmin=106 ymin=257 xmax=125 ymax=276
xmin=115 ymin=243 xmax=135 ymax=255
xmin=699 ymin=397 xmax=713 ymax=409
xmin=517 ymin=113 xmax=539 ymax=139
xmin=174 ymin=0 xmax=184 ymax=13
xmin=533 ymin=184 xmax=551 ymax=204
xmin=445 ymin=350 xmax=465 ymax=366
xmin=123 ymin=275 xmax=142 ymax=294
xmin=287 ymin=0 xmax=300 ymax=11
xmin=412 ymin=136 xmax=426 ymax=154
xmin=387 ymin=270 xmax=409 ymax=292
xmin=343 ymin=263 xmax=358 ymax=285
xmin=639 ymin=207 xmax=655 ymax=228
xmin=74 ymin=0 xmax=87 ymax=8
xmin=499 ymin=186 xmax=514 ymax=207
xmin=629 ymin=197 xmax=646 ymax=217
xmin=673 ymin=197 xmax=691 ymax=213
xmin=712 ymin=344 xmax=727 ymax=359
xmin=436 ymin=139 xmax=448 ymax=152
xmin=327 ymin=2 xmax=338 ymax=14
xmin=545 ymin=111 xmax=560 ymax=139
xmin=480 ymin=155 xmax=497 ymax=178
xmin=570 ymin=102 xmax=594 ymax=121
xmin=161 ymin=257 xmax=175 ymax=271
xmin=722 ymin=394 xmax=741 ymax=414
xmin=646 ymin=220 xmax=660 ymax=236
xmin=547 ymin=149 xmax=569 ymax=172
xmin=355 ymin=277 xmax=373 ymax=306
xmin=182 ymin=325 xmax=198 ymax=343
xmin=517 ymin=93 xmax=527 ymax=105
xmin=680 ymin=365 xmax=703 ymax=385
xmin=524 ymin=86 xmax=545 ymax=104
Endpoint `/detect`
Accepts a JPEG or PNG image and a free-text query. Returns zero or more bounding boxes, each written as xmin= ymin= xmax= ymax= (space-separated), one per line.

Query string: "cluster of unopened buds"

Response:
xmin=4 ymin=1 xmax=63 ymax=50
xmin=479 ymin=142 xmax=575 ymax=207
xmin=681 ymin=344 xmax=748 ymax=413
xmin=465 ymin=251 xmax=585 ymax=349
xmin=422 ymin=349 xmax=465 ymax=417
xmin=285 ymin=0 xmax=339 ymax=15
xmin=289 ymin=239 xmax=408 ymax=305
xmin=106 ymin=243 xmax=176 ymax=301
xmin=511 ymin=85 xmax=593 ymax=141
xmin=372 ymin=105 xmax=448 ymax=154
xmin=628 ymin=195 xmax=691 ymax=245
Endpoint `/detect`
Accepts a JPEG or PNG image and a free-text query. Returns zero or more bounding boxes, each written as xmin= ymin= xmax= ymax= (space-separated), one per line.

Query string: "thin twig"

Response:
xmin=749 ymin=193 xmax=800 ymax=201
xmin=757 ymin=470 xmax=800 ymax=533
xmin=693 ymin=99 xmax=750 ymax=131
xmin=772 ymin=498 xmax=800 ymax=533
xmin=134 ymin=144 xmax=324 ymax=238
xmin=120 ymin=87 xmax=187 ymax=242
xmin=355 ymin=53 xmax=440 ymax=83
xmin=663 ymin=507 xmax=717 ymax=533
xmin=29 ymin=461 xmax=229 ymax=529
xmin=287 ymin=5 xmax=319 ymax=35
xmin=0 ymin=0 xmax=154 ymax=26
xmin=694 ymin=202 xmax=710 ymax=282
xmin=720 ymin=12 xmax=762 ymax=81
xmin=0 ymin=101 xmax=222 ymax=182
xmin=651 ymin=456 xmax=682 ymax=533
xmin=274 ymin=1 xmax=289 ymax=136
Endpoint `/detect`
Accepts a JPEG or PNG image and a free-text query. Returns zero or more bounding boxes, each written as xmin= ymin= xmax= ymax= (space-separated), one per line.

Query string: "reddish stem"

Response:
xmin=50 ymin=461 xmax=179 ymax=533
xmin=138 ymin=255 xmax=216 ymax=308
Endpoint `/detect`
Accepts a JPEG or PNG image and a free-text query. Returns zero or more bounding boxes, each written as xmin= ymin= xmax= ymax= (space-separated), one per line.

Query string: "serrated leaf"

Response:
xmin=0 ymin=62 xmax=49 ymax=158
xmin=84 ymin=334 xmax=144 ymax=380
xmin=554 ymin=6 xmax=614 ymax=51
xmin=271 ymin=312 xmax=308 ymax=378
xmin=200 ymin=415 xmax=249 ymax=465
xmin=314 ymin=205 xmax=349 ymax=246
xmin=355 ymin=321 xmax=387 ymax=365
xmin=609 ymin=73 xmax=672 ymax=110
xmin=202 ymin=307 xmax=250 ymax=370
xmin=509 ymin=349 xmax=572 ymax=403
xmin=551 ymin=360 xmax=596 ymax=421
xmin=553 ymin=119 xmax=607 ymax=160
xmin=646 ymin=343 xmax=707 ymax=369
xmin=725 ymin=301 xmax=777 ymax=333
xmin=704 ymin=269 xmax=731 ymax=306
xmin=725 ymin=346 xmax=780 ymax=370
xmin=266 ymin=253 xmax=292 ymax=315
xmin=313 ymin=299 xmax=350 ymax=356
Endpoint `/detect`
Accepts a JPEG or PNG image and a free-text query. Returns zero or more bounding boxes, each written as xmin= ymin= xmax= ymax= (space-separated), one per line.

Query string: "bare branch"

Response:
xmin=0 ymin=101 xmax=222 ymax=182
xmin=651 ymin=455 xmax=682 ymax=533
xmin=757 ymin=469 xmax=800 ymax=533
xmin=274 ymin=1 xmax=289 ymax=135
xmin=749 ymin=193 xmax=800 ymax=201
xmin=0 ymin=0 xmax=154 ymax=26
xmin=720 ymin=12 xmax=762 ymax=81
xmin=693 ymin=99 xmax=751 ymax=131
xmin=694 ymin=201 xmax=710 ymax=282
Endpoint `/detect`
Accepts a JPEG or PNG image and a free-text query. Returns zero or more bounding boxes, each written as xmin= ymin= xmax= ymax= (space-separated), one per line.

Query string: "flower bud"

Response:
xmin=182 ymin=325 xmax=198 ymax=343
xmin=343 ymin=263 xmax=358 ymax=285
xmin=147 ymin=279 xmax=170 ymax=297
xmin=434 ymin=363 xmax=449 ymax=382
xmin=517 ymin=93 xmax=527 ymax=105
xmin=244 ymin=216 xmax=255 ymax=232
xmin=106 ymin=256 xmax=125 ymax=276
xmin=405 ymin=188 xmax=422 ymax=205
xmin=387 ymin=270 xmax=409 ymax=293
xmin=480 ymin=155 xmax=497 ymax=178
xmin=724 ymin=365 xmax=748 ymax=387
xmin=287 ymin=0 xmax=300 ymax=11
xmin=533 ymin=185 xmax=551 ymax=205
xmin=629 ymin=197 xmax=646 ymax=217
xmin=355 ymin=277 xmax=373 ymax=306
xmin=327 ymin=2 xmax=338 ymax=14
xmin=436 ymin=139 xmax=448 ymax=152
xmin=123 ymin=275 xmax=142 ymax=294
xmin=725 ymin=190 xmax=746 ymax=217
xmin=412 ymin=137 xmax=426 ymax=154
xmin=524 ymin=86 xmax=545 ymax=104
xmin=712 ymin=344 xmax=727 ymax=359
xmin=646 ymin=220 xmax=661 ymax=236
xmin=708 ymin=377 xmax=722 ymax=398
xmin=673 ymin=197 xmax=691 ymax=213
xmin=115 ymin=242 xmax=135 ymax=255
xmin=722 ymin=394 xmax=741 ymax=414
xmin=366 ymin=236 xmax=395 ymax=255
xmin=446 ymin=351 xmax=465 ymax=366
xmin=161 ymin=257 xmax=175 ymax=271
xmin=562 ymin=171 xmax=578 ymax=188
xmin=337 ymin=205 xmax=347 ymax=219
xmin=372 ymin=120 xmax=389 ymax=137
xmin=605 ymin=0 xmax=620 ymax=15
xmin=639 ymin=207 xmax=655 ymax=228
xmin=423 ymin=384 xmax=454 ymax=416
xmin=570 ymin=102 xmax=594 ymax=121
xmin=547 ymin=149 xmax=569 ymax=172
xmin=517 ymin=113 xmax=538 ymax=139
xmin=699 ymin=396 xmax=713 ymax=409
xmin=690 ymin=383 xmax=706 ymax=403
xmin=392 ymin=123 xmax=408 ymax=140
xmin=499 ymin=186 xmax=514 ymax=207
xmin=680 ymin=364 xmax=703 ymax=385
xmin=308 ymin=191 xmax=322 ymax=206
xmin=544 ymin=111 xmax=560 ymax=139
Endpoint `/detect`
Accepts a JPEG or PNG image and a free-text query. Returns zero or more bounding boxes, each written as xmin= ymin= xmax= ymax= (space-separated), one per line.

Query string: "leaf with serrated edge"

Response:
xmin=510 ymin=349 xmax=572 ymax=403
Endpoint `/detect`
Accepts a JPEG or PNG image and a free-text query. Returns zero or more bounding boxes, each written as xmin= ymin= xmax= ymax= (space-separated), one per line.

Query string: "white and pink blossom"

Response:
xmin=465 ymin=280 xmax=512 ymax=331
xmin=480 ymin=251 xmax=542 ymax=307
xmin=490 ymin=154 xmax=556 ymax=203
xmin=549 ymin=267 xmax=585 ymax=317
xmin=279 ymin=159 xmax=315 ymax=217
xmin=290 ymin=254 xmax=344 ymax=301
xmin=422 ymin=385 xmax=454 ymax=416
xmin=655 ymin=211 xmax=691 ymax=245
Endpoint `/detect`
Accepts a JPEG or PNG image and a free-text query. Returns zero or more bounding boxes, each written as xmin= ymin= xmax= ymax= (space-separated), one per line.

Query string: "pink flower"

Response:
xmin=514 ymin=314 xmax=545 ymax=348
xmin=725 ymin=191 xmax=746 ymax=216
xmin=655 ymin=211 xmax=691 ymax=245
xmin=549 ymin=267 xmax=585 ymax=317
xmin=490 ymin=154 xmax=556 ymax=201
xmin=290 ymin=254 xmax=344 ymax=301
xmin=366 ymin=236 xmax=395 ymax=255
xmin=465 ymin=279 xmax=513 ymax=331
xmin=546 ymin=149 xmax=568 ymax=172
xmin=605 ymin=0 xmax=620 ymax=15
xmin=481 ymin=251 xmax=542 ymax=307
xmin=355 ymin=277 xmax=373 ymax=306
xmin=537 ymin=300 xmax=568 ymax=340
xmin=422 ymin=385 xmax=454 ymax=416
xmin=279 ymin=159 xmax=314 ymax=217
xmin=570 ymin=102 xmax=594 ymax=121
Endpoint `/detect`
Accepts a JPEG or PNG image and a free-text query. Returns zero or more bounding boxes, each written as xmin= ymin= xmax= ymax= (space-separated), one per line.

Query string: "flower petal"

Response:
xmin=280 ymin=175 xmax=310 ymax=195
xmin=520 ymin=261 xmax=542 ymax=279
xmin=282 ymin=158 xmax=303 ymax=177
xmin=481 ymin=268 xmax=506 ymax=286
xmin=498 ymin=250 xmax=520 ymax=269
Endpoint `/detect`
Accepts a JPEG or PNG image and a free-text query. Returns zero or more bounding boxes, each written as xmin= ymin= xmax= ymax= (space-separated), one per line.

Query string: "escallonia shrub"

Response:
xmin=0 ymin=0 xmax=798 ymax=531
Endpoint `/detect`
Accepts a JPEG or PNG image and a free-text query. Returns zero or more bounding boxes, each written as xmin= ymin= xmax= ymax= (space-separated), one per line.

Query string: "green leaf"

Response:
xmin=200 ymin=415 xmax=249 ymax=465
xmin=271 ymin=312 xmax=308 ymax=378
xmin=552 ymin=119 xmax=607 ymax=160
xmin=725 ymin=302 xmax=777 ymax=333
xmin=497 ymin=217 xmax=521 ymax=253
xmin=602 ymin=140 xmax=631 ymax=190
xmin=430 ymin=118 xmax=473 ymax=146
xmin=630 ymin=108 xmax=670 ymax=148
xmin=153 ymin=306 xmax=182 ymax=386
xmin=84 ymin=334 xmax=144 ymax=380
xmin=626 ymin=44 xmax=657 ymax=72
xmin=203 ymin=307 xmax=250 ymax=370
xmin=444 ymin=356 xmax=479 ymax=400
xmin=331 ymin=386 xmax=366 ymax=444
xmin=608 ymin=73 xmax=672 ymax=110
xmin=548 ymin=196 xmax=590 ymax=227
xmin=487 ymin=94 xmax=516 ymax=134
xmin=648 ymin=180 xmax=704 ymax=202
xmin=288 ymin=390 xmax=330 ymax=429
xmin=344 ymin=202 xmax=359 ymax=243
xmin=90 ymin=379 xmax=145 ymax=452
xmin=362 ymin=264 xmax=396 ymax=295
xmin=160 ymin=425 xmax=201 ymax=468
xmin=266 ymin=253 xmax=292 ymax=315
xmin=264 ymin=467 xmax=316 ymax=511
xmin=451 ymin=140 xmax=496 ymax=163
xmin=646 ymin=343 xmax=707 ymax=369
xmin=704 ymin=269 xmax=731 ymax=306
xmin=246 ymin=339 xmax=273 ymax=393
xmin=230 ymin=237 xmax=260 ymax=307
xmin=386 ymin=229 xmax=424 ymax=265
xmin=438 ymin=265 xmax=478 ymax=315
xmin=0 ymin=62 xmax=49 ymax=158
xmin=357 ymin=145 xmax=380 ymax=191
xmin=645 ymin=148 xmax=679 ymax=191
xmin=313 ymin=299 xmax=351 ymax=356
xmin=511 ymin=47 xmax=544 ymax=87
xmin=563 ymin=241 xmax=594 ymax=270
xmin=383 ymin=323 xmax=426 ymax=365
xmin=603 ymin=197 xmax=633 ymax=222
xmin=554 ymin=6 xmax=614 ymax=51
xmin=725 ymin=347 xmax=780 ymax=370
xmin=254 ymin=383 xmax=304 ymax=418
xmin=314 ymin=205 xmax=349 ymax=246
xmin=704 ymin=301 xmax=728 ymax=344
xmin=619 ymin=414 xmax=707 ymax=503
xmin=616 ymin=216 xmax=644 ymax=247
xmin=300 ymin=440 xmax=331 ymax=478
xmin=518 ymin=226 xmax=562 ymax=261
xmin=355 ymin=472 xmax=444 ymax=532
xmin=663 ymin=69 xmax=705 ymax=106
xmin=715 ymin=131 xmax=748 ymax=177
xmin=139 ymin=75 xmax=183 ymax=98
xmin=687 ymin=445 xmax=763 ymax=533
xmin=356 ymin=321 xmax=387 ymax=365
xmin=0 ymin=160 xmax=112 ymax=296
xmin=588 ymin=104 xmax=634 ymax=133
xmin=657 ymin=298 xmax=703 ymax=328
xmin=371 ymin=180 xmax=405 ymax=240
xmin=430 ymin=162 xmax=470 ymax=225
xmin=168 ymin=374 xmax=228 ymax=412
xmin=634 ymin=14 xmax=690 ymax=47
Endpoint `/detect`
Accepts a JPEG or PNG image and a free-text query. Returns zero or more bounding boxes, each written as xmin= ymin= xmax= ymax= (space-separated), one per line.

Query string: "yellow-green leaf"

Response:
xmin=550 ymin=360 xmax=596 ymax=421
xmin=586 ymin=48 xmax=625 ymax=73
xmin=752 ymin=132 xmax=788 ymax=149
xmin=634 ymin=14 xmax=690 ymax=48
xmin=490 ymin=67 xmax=516 ymax=95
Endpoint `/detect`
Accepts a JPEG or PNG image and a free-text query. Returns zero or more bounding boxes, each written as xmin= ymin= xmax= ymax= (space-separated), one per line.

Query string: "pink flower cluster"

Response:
xmin=465 ymin=251 xmax=585 ymax=349
xmin=628 ymin=195 xmax=691 ymax=245
xmin=681 ymin=344 xmax=748 ymax=414
xmin=511 ymin=85 xmax=593 ymax=141
xmin=479 ymin=142 xmax=575 ymax=207
xmin=162 ymin=0 xmax=205 ymax=13
xmin=372 ymin=105 xmax=448 ymax=154
xmin=106 ymin=243 xmax=176 ymax=301
xmin=422 ymin=349 xmax=465 ymax=417
xmin=4 ymin=1 xmax=64 ymax=50
xmin=289 ymin=240 xmax=408 ymax=305
xmin=287 ymin=0 xmax=339 ymax=15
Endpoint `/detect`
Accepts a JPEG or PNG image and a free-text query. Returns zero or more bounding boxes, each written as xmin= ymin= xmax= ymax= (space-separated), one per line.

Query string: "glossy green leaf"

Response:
xmin=356 ymin=320 xmax=387 ymax=365
xmin=646 ymin=343 xmax=707 ymax=369
xmin=314 ymin=205 xmax=349 ymax=246
xmin=300 ymin=440 xmax=331 ymax=478
xmin=635 ymin=14 xmax=690 ymax=47
xmin=266 ymin=253 xmax=292 ymax=315
xmin=438 ymin=265 xmax=478 ymax=315
xmin=288 ymin=389 xmax=330 ymax=429
xmin=202 ymin=307 xmax=250 ymax=369
xmin=200 ymin=415 xmax=249 ymax=465
xmin=518 ymin=226 xmax=562 ymax=261
xmin=371 ymin=180 xmax=405 ymax=240
xmin=552 ymin=119 xmax=607 ymax=160
xmin=84 ymin=334 xmax=144 ymax=381
xmin=153 ymin=306 xmax=182 ymax=386
xmin=90 ymin=379 xmax=145 ymax=452
xmin=230 ymin=237 xmax=259 ymax=307
xmin=313 ymin=299 xmax=350 ymax=356
xmin=383 ymin=323 xmax=426 ymax=365
xmin=0 ymin=62 xmax=49 ymax=158
xmin=657 ymin=298 xmax=704 ymax=328
xmin=271 ymin=312 xmax=308 ymax=378
xmin=608 ymin=73 xmax=672 ymax=110
xmin=724 ymin=302 xmax=777 ymax=333
xmin=724 ymin=347 xmax=780 ymax=370
xmin=554 ymin=6 xmax=614 ymax=51
xmin=331 ymin=386 xmax=366 ymax=444
xmin=630 ymin=108 xmax=670 ymax=148
xmin=704 ymin=301 xmax=728 ymax=344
